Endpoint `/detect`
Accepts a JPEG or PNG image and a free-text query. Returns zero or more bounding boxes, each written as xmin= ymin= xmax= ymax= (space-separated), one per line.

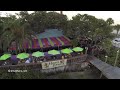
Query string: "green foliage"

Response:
xmin=57 ymin=73 xmax=70 ymax=79
xmin=64 ymin=14 xmax=114 ymax=43
xmin=106 ymin=18 xmax=114 ymax=25
xmin=71 ymin=39 xmax=78 ymax=47
xmin=99 ymin=46 xmax=120 ymax=67
xmin=0 ymin=14 xmax=33 ymax=52
xmin=14 ymin=70 xmax=47 ymax=79
xmin=0 ymin=11 xmax=68 ymax=52
xmin=0 ymin=70 xmax=47 ymax=79
xmin=17 ymin=11 xmax=68 ymax=34
xmin=114 ymin=24 xmax=120 ymax=37
xmin=100 ymin=38 xmax=112 ymax=54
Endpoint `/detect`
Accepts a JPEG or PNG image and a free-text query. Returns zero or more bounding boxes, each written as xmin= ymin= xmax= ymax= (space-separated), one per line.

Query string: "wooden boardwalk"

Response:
xmin=89 ymin=56 xmax=120 ymax=79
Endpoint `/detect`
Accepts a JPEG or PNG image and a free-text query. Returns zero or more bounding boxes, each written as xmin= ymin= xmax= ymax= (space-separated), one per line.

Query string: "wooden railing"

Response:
xmin=67 ymin=55 xmax=88 ymax=64
xmin=89 ymin=56 xmax=120 ymax=79
xmin=0 ymin=55 xmax=88 ymax=71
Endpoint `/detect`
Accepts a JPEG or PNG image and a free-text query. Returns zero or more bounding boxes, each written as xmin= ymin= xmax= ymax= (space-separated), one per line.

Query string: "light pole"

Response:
xmin=105 ymin=55 xmax=108 ymax=63
xmin=7 ymin=35 xmax=8 ymax=52
xmin=114 ymin=50 xmax=119 ymax=67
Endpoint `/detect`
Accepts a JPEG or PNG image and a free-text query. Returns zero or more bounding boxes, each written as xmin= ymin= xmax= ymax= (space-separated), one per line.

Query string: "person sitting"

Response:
xmin=37 ymin=57 xmax=41 ymax=63
xmin=39 ymin=60 xmax=43 ymax=63
xmin=23 ymin=59 xmax=26 ymax=63
xmin=19 ymin=59 xmax=24 ymax=64
xmin=69 ymin=54 xmax=72 ymax=58
xmin=62 ymin=55 xmax=64 ymax=59
xmin=32 ymin=60 xmax=35 ymax=63
xmin=25 ymin=58 xmax=30 ymax=64
xmin=3 ymin=61 xmax=7 ymax=65
xmin=41 ymin=56 xmax=44 ymax=61
xmin=43 ymin=57 xmax=47 ymax=62
xmin=64 ymin=55 xmax=67 ymax=58
xmin=18 ymin=60 xmax=21 ymax=64
xmin=80 ymin=52 xmax=83 ymax=55
xmin=29 ymin=57 xmax=32 ymax=62
xmin=33 ymin=58 xmax=37 ymax=63
xmin=53 ymin=56 xmax=56 ymax=60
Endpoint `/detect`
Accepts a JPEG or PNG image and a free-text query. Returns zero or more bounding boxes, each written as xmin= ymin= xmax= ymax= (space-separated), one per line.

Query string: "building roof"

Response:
xmin=37 ymin=29 xmax=63 ymax=39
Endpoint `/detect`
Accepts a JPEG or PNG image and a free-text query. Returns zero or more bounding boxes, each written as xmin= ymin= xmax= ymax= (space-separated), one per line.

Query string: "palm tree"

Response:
xmin=106 ymin=18 xmax=114 ymax=25
xmin=10 ymin=20 xmax=34 ymax=53
xmin=114 ymin=24 xmax=120 ymax=37
xmin=0 ymin=18 xmax=33 ymax=53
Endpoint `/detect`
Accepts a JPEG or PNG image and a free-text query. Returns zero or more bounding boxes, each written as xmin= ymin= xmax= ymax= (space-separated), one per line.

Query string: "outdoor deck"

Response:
xmin=89 ymin=57 xmax=120 ymax=79
xmin=1 ymin=54 xmax=120 ymax=79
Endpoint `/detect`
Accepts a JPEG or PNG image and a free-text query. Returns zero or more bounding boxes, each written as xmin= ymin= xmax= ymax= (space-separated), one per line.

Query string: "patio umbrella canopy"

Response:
xmin=48 ymin=50 xmax=60 ymax=55
xmin=17 ymin=53 xmax=29 ymax=59
xmin=0 ymin=54 xmax=11 ymax=61
xmin=9 ymin=29 xmax=71 ymax=51
xmin=61 ymin=48 xmax=73 ymax=54
xmin=32 ymin=51 xmax=44 ymax=57
xmin=72 ymin=47 xmax=83 ymax=52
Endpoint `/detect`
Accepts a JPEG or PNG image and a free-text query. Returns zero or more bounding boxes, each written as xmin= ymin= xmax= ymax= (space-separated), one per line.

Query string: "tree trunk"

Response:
xmin=117 ymin=30 xmax=119 ymax=37
xmin=16 ymin=41 xmax=19 ymax=54
xmin=1 ymin=42 xmax=3 ymax=52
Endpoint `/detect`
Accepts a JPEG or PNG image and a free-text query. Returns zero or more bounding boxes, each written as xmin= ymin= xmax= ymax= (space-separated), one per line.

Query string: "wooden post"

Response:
xmin=58 ymin=45 xmax=59 ymax=50
xmin=41 ymin=48 xmax=43 ymax=52
xmin=85 ymin=47 xmax=88 ymax=54
xmin=114 ymin=50 xmax=119 ymax=67
xmin=105 ymin=56 xmax=108 ymax=63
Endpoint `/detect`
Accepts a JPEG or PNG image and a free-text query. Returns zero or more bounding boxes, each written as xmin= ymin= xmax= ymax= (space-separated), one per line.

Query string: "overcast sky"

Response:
xmin=0 ymin=11 xmax=120 ymax=25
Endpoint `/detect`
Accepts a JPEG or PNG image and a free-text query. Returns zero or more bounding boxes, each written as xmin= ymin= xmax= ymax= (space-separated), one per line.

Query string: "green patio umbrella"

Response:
xmin=17 ymin=53 xmax=29 ymax=59
xmin=72 ymin=47 xmax=84 ymax=52
xmin=48 ymin=50 xmax=60 ymax=55
xmin=32 ymin=51 xmax=44 ymax=57
xmin=61 ymin=48 xmax=73 ymax=54
xmin=0 ymin=54 xmax=11 ymax=61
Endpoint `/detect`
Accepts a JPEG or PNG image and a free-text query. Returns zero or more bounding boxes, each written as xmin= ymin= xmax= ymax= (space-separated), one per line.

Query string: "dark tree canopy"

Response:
xmin=0 ymin=11 xmax=116 ymax=53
